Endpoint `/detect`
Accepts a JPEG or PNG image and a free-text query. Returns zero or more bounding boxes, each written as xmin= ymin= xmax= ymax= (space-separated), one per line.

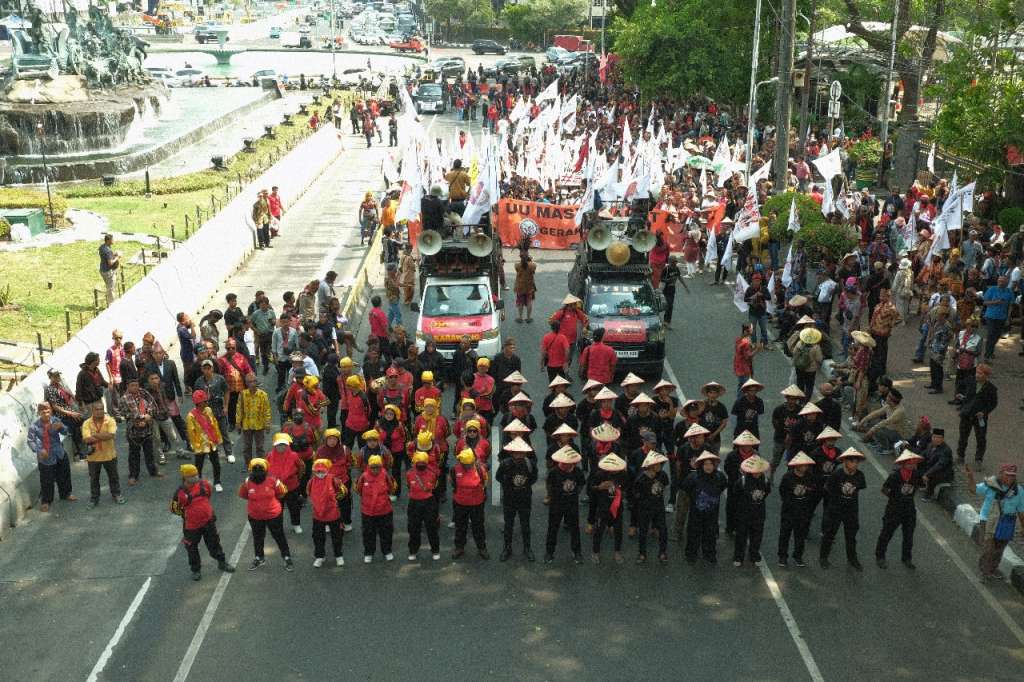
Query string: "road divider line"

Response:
xmin=86 ymin=577 xmax=152 ymax=682
xmin=661 ymin=359 xmax=687 ymax=404
xmin=172 ymin=524 xmax=252 ymax=682
xmin=757 ymin=562 xmax=826 ymax=682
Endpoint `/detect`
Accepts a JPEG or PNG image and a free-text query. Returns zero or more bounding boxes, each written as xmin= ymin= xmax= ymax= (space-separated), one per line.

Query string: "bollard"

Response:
xmin=145 ymin=169 xmax=151 ymax=196
xmin=37 ymin=332 xmax=44 ymax=359
xmin=119 ymin=267 xmax=126 ymax=296
xmin=93 ymin=289 xmax=100 ymax=313
xmin=141 ymin=248 xmax=147 ymax=267
xmin=79 ymin=311 xmax=84 ymax=328
xmin=65 ymin=310 xmax=71 ymax=341
xmin=156 ymin=236 xmax=162 ymax=260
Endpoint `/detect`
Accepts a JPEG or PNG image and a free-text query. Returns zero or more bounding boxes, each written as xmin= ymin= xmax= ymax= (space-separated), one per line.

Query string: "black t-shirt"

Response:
xmin=731 ymin=396 xmax=764 ymax=437
xmin=699 ymin=401 xmax=729 ymax=438
xmin=824 ymin=467 xmax=867 ymax=511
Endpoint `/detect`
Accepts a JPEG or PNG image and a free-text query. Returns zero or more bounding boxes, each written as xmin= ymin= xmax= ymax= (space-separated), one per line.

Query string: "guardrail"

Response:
xmin=340 ymin=226 xmax=385 ymax=342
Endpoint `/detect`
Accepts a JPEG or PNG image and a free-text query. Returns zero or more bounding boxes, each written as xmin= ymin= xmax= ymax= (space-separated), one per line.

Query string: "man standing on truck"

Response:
xmin=579 ymin=328 xmax=617 ymax=384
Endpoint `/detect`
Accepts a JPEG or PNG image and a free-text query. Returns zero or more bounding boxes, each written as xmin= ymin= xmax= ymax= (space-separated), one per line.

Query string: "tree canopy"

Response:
xmin=503 ymin=0 xmax=587 ymax=44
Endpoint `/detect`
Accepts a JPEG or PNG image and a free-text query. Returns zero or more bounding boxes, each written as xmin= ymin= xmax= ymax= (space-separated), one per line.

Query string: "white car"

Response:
xmin=175 ymin=67 xmax=205 ymax=85
xmin=146 ymin=67 xmax=181 ymax=87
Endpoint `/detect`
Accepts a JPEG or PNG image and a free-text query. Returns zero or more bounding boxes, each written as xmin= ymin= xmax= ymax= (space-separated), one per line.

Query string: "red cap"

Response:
xmin=192 ymin=390 xmax=208 ymax=403
xmin=385 ymin=367 xmax=399 ymax=377
xmin=999 ymin=463 xmax=1018 ymax=476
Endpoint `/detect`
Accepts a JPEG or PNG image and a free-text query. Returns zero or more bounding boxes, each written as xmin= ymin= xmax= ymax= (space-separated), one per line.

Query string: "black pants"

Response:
xmin=257 ymin=223 xmax=270 ymax=248
xmin=954 ymin=368 xmax=975 ymax=399
xmin=546 ymin=501 xmax=581 ymax=556
xmin=592 ymin=511 xmax=623 ymax=554
xmin=194 ymin=449 xmax=221 ymax=485
xmin=453 ymin=502 xmax=487 ymax=550
xmin=407 ymin=497 xmax=440 ymax=554
xmin=546 ymin=366 xmax=565 ymax=382
xmin=283 ymin=488 xmax=302 ymax=526
xmin=502 ymin=499 xmax=531 ymax=549
xmin=38 ymin=458 xmax=72 ymax=504
xmin=276 ymin=359 xmax=291 ymax=392
xmin=733 ymin=512 xmax=766 ymax=562
xmin=59 ymin=415 xmax=87 ymax=456
xmin=391 ymin=453 xmax=407 ymax=498
xmin=778 ymin=510 xmax=811 ymax=561
xmin=957 ymin=414 xmax=988 ymax=463
xmin=664 ymin=286 xmax=677 ymax=323
xmin=88 ymin=459 xmax=121 ymax=502
xmin=249 ymin=514 xmax=290 ymax=559
xmin=338 ymin=490 xmax=353 ymax=525
xmin=724 ymin=485 xmax=740 ymax=533
xmin=928 ymin=358 xmax=944 ymax=391
xmin=184 ymin=519 xmax=226 ymax=571
xmin=313 ymin=519 xmax=344 ymax=558
xmin=637 ymin=509 xmax=668 ymax=556
xmin=171 ymin=415 xmax=190 ymax=450
xmin=820 ymin=508 xmax=859 ymax=562
xmin=685 ymin=509 xmax=719 ymax=561
xmin=875 ymin=511 xmax=915 ymax=561
xmin=227 ymin=393 xmax=240 ymax=432
xmin=389 ymin=130 xmax=398 ymax=146
xmin=361 ymin=512 xmax=394 ymax=556
xmin=128 ymin=436 xmax=158 ymax=479
xmin=795 ymin=369 xmax=816 ymax=400
xmin=714 ymin=261 xmax=727 ymax=283
xmin=256 ymin=333 xmax=272 ymax=372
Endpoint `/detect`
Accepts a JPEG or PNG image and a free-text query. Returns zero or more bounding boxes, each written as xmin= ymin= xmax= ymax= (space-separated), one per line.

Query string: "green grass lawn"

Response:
xmin=67 ymin=189 xmax=227 ymax=240
xmin=0 ymin=240 xmax=146 ymax=347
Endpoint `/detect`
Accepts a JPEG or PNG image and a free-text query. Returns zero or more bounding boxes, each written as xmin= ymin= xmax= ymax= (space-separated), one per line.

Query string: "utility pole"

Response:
xmin=878 ymin=0 xmax=900 ymax=185
xmin=331 ymin=0 xmax=337 ymax=80
xmin=744 ymin=0 xmax=763 ymax=182
xmin=772 ymin=0 xmax=796 ymax=192
xmin=797 ymin=0 xmax=816 ymax=155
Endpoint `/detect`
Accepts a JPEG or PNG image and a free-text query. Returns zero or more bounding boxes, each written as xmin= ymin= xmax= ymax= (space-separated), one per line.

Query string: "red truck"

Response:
xmin=389 ymin=36 xmax=425 ymax=53
xmin=553 ymin=35 xmax=593 ymax=52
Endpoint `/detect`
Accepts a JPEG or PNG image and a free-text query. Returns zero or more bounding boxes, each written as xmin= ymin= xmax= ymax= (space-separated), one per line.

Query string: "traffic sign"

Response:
xmin=828 ymin=99 xmax=841 ymax=119
xmin=829 ymin=80 xmax=842 ymax=102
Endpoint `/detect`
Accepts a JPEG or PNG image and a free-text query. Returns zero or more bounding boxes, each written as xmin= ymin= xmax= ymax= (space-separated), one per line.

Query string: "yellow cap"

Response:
xmin=457 ymin=448 xmax=476 ymax=465
xmin=460 ymin=398 xmax=476 ymax=409
xmin=383 ymin=404 xmax=401 ymax=417
xmin=323 ymin=428 xmax=342 ymax=441
xmin=345 ymin=375 xmax=363 ymax=389
xmin=339 ymin=356 xmax=354 ymax=368
xmin=421 ymin=370 xmax=434 ymax=382
xmin=273 ymin=432 xmax=293 ymax=446
xmin=312 ymin=458 xmax=331 ymax=472
xmin=476 ymin=357 xmax=490 ymax=369
xmin=180 ymin=464 xmax=198 ymax=478
xmin=302 ymin=375 xmax=320 ymax=390
xmin=465 ymin=419 xmax=481 ymax=431
xmin=367 ymin=454 xmax=383 ymax=467
xmin=362 ymin=429 xmax=380 ymax=441
xmin=416 ymin=431 xmax=434 ymax=449
xmin=423 ymin=398 xmax=438 ymax=409
xmin=412 ymin=451 xmax=430 ymax=466
xmin=249 ymin=457 xmax=268 ymax=471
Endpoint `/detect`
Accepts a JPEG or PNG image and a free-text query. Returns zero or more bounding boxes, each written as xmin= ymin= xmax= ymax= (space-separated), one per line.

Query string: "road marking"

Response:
xmin=757 ymin=561 xmax=826 ymax=682
xmin=661 ymin=359 xmax=687 ymax=403
xmin=851 ymin=434 xmax=1024 ymax=647
xmin=172 ymin=524 xmax=252 ymax=682
xmin=86 ymin=577 xmax=152 ymax=682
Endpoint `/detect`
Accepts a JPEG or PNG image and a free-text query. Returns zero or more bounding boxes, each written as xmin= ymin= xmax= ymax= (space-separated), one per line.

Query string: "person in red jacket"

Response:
xmin=343 ymin=375 xmax=372 ymax=448
xmin=307 ymin=458 xmax=348 ymax=568
xmin=455 ymin=419 xmax=490 ymax=468
xmin=317 ymin=428 xmax=354 ymax=530
xmin=413 ymin=398 xmax=450 ymax=456
xmin=470 ymin=357 xmax=496 ymax=424
xmin=578 ymin=328 xmax=617 ymax=384
xmin=170 ymin=463 xmax=235 ymax=581
xmin=450 ymin=448 xmax=489 ymax=560
xmin=413 ymin=371 xmax=442 ymax=416
xmin=377 ymin=367 xmax=411 ymax=421
xmin=267 ymin=432 xmax=305 ymax=535
xmin=453 ymin=398 xmax=488 ymax=440
xmin=376 ymin=404 xmax=407 ymax=498
xmin=238 ymin=457 xmax=292 ymax=571
xmin=286 ymin=375 xmax=329 ymax=433
xmin=282 ymin=410 xmax=316 ymax=497
xmin=407 ymin=430 xmax=445 ymax=500
xmin=354 ymin=454 xmax=396 ymax=562
xmin=549 ymin=294 xmax=588 ymax=366
xmin=541 ymin=321 xmax=571 ymax=381
xmin=406 ymin=451 xmax=440 ymax=561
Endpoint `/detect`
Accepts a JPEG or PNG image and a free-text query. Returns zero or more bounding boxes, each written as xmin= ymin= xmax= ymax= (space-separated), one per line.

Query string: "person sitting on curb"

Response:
xmin=855 ymin=389 xmax=909 ymax=456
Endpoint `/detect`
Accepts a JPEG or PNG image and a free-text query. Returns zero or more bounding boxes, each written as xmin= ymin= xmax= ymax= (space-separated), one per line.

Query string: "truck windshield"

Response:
xmin=422 ymin=284 xmax=493 ymax=317
xmin=587 ymin=284 xmax=656 ymax=317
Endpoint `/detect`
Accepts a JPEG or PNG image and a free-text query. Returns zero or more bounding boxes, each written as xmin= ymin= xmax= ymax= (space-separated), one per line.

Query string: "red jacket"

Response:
xmin=369 ymin=307 xmax=388 ymax=338
xmin=541 ymin=331 xmax=570 ymax=368
xmin=377 ymin=387 xmax=410 ymax=420
xmin=580 ymin=341 xmax=617 ymax=384
xmin=451 ymin=463 xmax=487 ymax=506
xmin=407 ymin=441 xmax=444 ymax=474
xmin=306 ymin=474 xmax=344 ymax=522
xmin=414 ymin=414 xmax=450 ymax=452
xmin=356 ymin=469 xmax=395 ymax=516
xmin=550 ymin=307 xmax=587 ymax=345
xmin=345 ymin=391 xmax=372 ymax=431
xmin=175 ymin=480 xmax=214 ymax=530
xmin=456 ymin=437 xmax=490 ymax=465
xmin=406 ymin=467 xmax=438 ymax=501
xmin=267 ymin=447 xmax=303 ymax=491
xmin=453 ymin=415 xmax=488 ymax=440
xmin=376 ymin=419 xmax=407 ymax=455
xmin=471 ymin=373 xmax=495 ymax=411
xmin=317 ymin=443 xmax=353 ymax=485
xmin=282 ymin=421 xmax=316 ymax=460
xmin=414 ymin=386 xmax=441 ymax=413
xmin=238 ymin=476 xmax=286 ymax=520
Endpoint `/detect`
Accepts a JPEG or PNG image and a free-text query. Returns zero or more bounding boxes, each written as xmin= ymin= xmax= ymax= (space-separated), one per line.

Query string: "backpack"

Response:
xmin=793 ymin=342 xmax=814 ymax=372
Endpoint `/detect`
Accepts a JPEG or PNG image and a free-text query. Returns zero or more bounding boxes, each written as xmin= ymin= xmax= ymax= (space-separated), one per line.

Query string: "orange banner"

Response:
xmin=496 ymin=199 xmax=581 ymax=249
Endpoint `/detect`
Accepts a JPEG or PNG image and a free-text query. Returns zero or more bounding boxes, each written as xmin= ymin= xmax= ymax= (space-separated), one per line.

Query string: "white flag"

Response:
xmin=536 ymin=79 xmax=559 ymax=104
xmin=781 ymin=242 xmax=795 ymax=287
xmin=787 ymin=196 xmax=801 ymax=232
xmin=721 ymin=232 xmax=735 ymax=271
xmin=927 ymin=143 xmax=936 ymax=174
xmin=712 ymin=133 xmax=731 ymax=167
xmin=766 ymin=271 xmax=777 ymax=314
xmin=821 ymin=180 xmax=834 ymax=218
xmin=812 ymin=148 xmax=843 ymax=180
xmin=575 ymin=181 xmax=595 ymax=227
xmin=704 ymin=228 xmax=718 ymax=267
xmin=733 ymin=273 xmax=749 ymax=312
xmin=749 ymin=160 xmax=771 ymax=185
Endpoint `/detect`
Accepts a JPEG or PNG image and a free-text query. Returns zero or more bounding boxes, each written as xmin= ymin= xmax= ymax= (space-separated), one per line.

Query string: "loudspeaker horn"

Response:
xmin=631 ymin=231 xmax=657 ymax=253
xmin=587 ymin=225 xmax=612 ymax=251
xmin=606 ymin=241 xmax=631 ymax=266
xmin=468 ymin=232 xmax=493 ymax=257
xmin=417 ymin=229 xmax=443 ymax=255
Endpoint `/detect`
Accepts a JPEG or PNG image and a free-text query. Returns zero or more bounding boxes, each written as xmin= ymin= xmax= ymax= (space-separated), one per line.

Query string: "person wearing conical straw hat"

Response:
xmin=542 ymin=393 xmax=578 ymax=448
xmin=680 ymin=451 xmax=728 ymax=564
xmin=615 ymin=373 xmax=645 ymax=416
xmin=819 ymin=447 xmax=867 ymax=570
xmin=809 ymin=426 xmax=843 ymax=521
xmin=500 ymin=392 xmax=537 ymax=441
xmin=731 ymin=378 xmax=765 ymax=439
xmin=496 ymin=437 xmax=539 ymax=562
xmin=697 ymin=381 xmax=729 ymax=455
xmin=588 ymin=453 xmax=630 ymax=563
xmin=586 ymin=422 xmax=622 ymax=534
xmin=814 ymin=382 xmax=842 ymax=431
xmin=777 ymin=452 xmax=819 ymax=568
xmin=724 ymin=430 xmax=761 ymax=535
xmin=732 ymin=455 xmax=771 ymax=567
xmin=770 ymin=385 xmax=806 ymax=475
xmin=795 ymin=401 xmax=824 ymax=454
xmin=546 ymin=423 xmax=579 ymax=469
xmin=875 ymin=449 xmax=924 ymax=569
xmin=624 ymin=392 xmax=658 ymax=456
xmin=549 ymin=293 xmax=588 ymax=368
xmin=499 ymin=369 xmax=531 ymax=417
xmin=789 ymin=326 xmax=824 ymax=399
xmin=672 ymin=423 xmax=709 ymax=540
xmin=545 ymin=446 xmax=585 ymax=564
xmin=575 ymin=379 xmax=604 ymax=460
xmin=541 ymin=374 xmax=574 ymax=417
xmin=634 ymin=451 xmax=671 ymax=564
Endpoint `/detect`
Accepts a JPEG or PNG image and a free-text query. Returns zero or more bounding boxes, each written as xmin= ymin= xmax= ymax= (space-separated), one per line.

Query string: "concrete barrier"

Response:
xmin=340 ymin=226 xmax=384 ymax=343
xmin=0 ymin=126 xmax=344 ymax=537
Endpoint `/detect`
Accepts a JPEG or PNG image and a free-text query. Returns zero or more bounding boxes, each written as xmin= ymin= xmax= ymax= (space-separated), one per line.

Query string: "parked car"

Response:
xmin=516 ymin=55 xmax=536 ymax=70
xmin=545 ymin=46 xmax=569 ymax=63
xmin=195 ymin=29 xmax=229 ymax=44
xmin=412 ymin=82 xmax=446 ymax=114
xmin=430 ymin=57 xmax=464 ymax=79
xmin=269 ymin=26 xmax=281 ymax=39
xmin=494 ymin=57 xmax=521 ymax=75
xmin=471 ymin=39 xmax=506 ymax=55
xmin=573 ymin=52 xmax=599 ymax=70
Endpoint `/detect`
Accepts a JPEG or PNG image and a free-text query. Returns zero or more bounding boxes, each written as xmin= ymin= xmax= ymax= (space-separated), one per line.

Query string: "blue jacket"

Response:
xmin=975 ymin=478 xmax=1024 ymax=521
xmin=27 ymin=417 xmax=68 ymax=466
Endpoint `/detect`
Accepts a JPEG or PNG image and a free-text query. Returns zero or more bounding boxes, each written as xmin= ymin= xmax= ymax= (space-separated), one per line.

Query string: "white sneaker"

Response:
xmin=665 ymin=503 xmax=674 ymax=513
xmin=384 ymin=553 xmax=394 ymax=561
xmin=214 ymin=483 xmax=223 ymax=492
xmin=432 ymin=553 xmax=441 ymax=561
xmin=226 ymin=454 xmax=236 ymax=464
xmin=293 ymin=525 xmax=303 ymax=534
xmin=447 ymin=521 xmax=455 ymax=528
xmin=389 ymin=495 xmax=397 ymax=502
xmin=335 ymin=557 xmax=345 ymax=567
xmin=344 ymin=524 xmax=353 ymax=531
xmin=364 ymin=555 xmax=372 ymax=563
xmin=313 ymin=558 xmax=324 ymax=568
xmin=408 ymin=554 xmax=417 ymax=561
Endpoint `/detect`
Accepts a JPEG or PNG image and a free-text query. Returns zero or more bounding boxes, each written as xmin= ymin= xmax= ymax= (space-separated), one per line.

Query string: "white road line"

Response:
xmin=172 ymin=524 xmax=252 ymax=682
xmin=757 ymin=561 xmax=826 ymax=682
xmin=851 ymin=433 xmax=1024 ymax=647
xmin=86 ymin=577 xmax=152 ymax=682
xmin=661 ymin=359 xmax=687 ymax=403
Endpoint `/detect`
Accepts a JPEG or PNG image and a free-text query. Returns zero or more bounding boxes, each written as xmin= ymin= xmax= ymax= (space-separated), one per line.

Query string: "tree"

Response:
xmin=425 ymin=0 xmax=495 ymax=39
xmin=503 ymin=0 xmax=586 ymax=43
xmin=613 ymin=0 xmax=766 ymax=106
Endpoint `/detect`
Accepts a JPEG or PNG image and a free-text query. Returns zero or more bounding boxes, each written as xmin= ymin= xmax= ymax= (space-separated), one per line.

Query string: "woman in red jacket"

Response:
xmin=406 ymin=451 xmax=440 ymax=561
xmin=307 ymin=458 xmax=347 ymax=567
xmin=354 ymin=454 xmax=396 ymax=562
xmin=376 ymin=404 xmax=408 ymax=499
xmin=317 ymin=428 xmax=354 ymax=530
xmin=450 ymin=448 xmax=489 ymax=560
xmin=343 ymin=375 xmax=372 ymax=448
xmin=237 ymin=457 xmax=292 ymax=571
xmin=267 ymin=432 xmax=305 ymax=535
xmin=171 ymin=463 xmax=234 ymax=581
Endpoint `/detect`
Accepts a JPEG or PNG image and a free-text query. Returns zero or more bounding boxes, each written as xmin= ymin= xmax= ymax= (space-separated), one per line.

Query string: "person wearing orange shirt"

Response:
xmin=238 ymin=457 xmax=292 ymax=571
xmin=267 ymin=432 xmax=305 ymax=535
xmin=307 ymin=458 xmax=347 ymax=567
xmin=355 ymin=454 xmax=397 ymax=562
xmin=450 ymin=448 xmax=489 ymax=560
xmin=406 ymin=451 xmax=440 ymax=561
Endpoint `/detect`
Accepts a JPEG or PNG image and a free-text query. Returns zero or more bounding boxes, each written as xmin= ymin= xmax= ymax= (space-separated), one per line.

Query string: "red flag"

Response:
xmin=598 ymin=54 xmax=609 ymax=84
xmin=609 ymin=484 xmax=622 ymax=519
xmin=706 ymin=200 xmax=727 ymax=235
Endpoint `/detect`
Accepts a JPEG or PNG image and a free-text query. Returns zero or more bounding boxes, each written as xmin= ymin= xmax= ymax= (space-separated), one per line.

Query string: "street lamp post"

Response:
xmin=331 ymin=0 xmax=337 ymax=80
xmin=797 ymin=3 xmax=815 ymax=155
xmin=744 ymin=0 xmax=763 ymax=182
xmin=746 ymin=77 xmax=778 ymax=181
xmin=36 ymin=122 xmax=56 ymax=232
